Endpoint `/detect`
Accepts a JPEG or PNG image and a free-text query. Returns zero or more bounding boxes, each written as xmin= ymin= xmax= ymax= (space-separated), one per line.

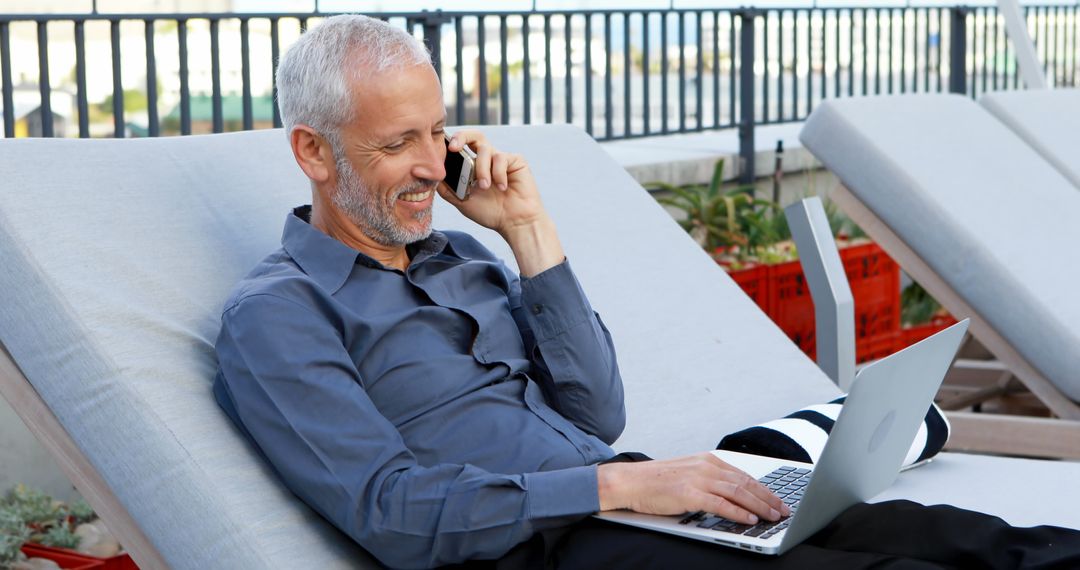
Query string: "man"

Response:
xmin=214 ymin=14 xmax=1079 ymax=569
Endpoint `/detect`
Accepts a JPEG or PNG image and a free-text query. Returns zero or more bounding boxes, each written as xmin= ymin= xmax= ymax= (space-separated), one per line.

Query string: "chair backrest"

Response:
xmin=0 ymin=126 xmax=837 ymax=568
xmin=979 ymin=88 xmax=1080 ymax=190
xmin=800 ymin=93 xmax=1080 ymax=402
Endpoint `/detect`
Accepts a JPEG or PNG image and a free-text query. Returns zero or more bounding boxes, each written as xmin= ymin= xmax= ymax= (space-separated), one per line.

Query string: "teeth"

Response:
xmin=399 ymin=190 xmax=432 ymax=202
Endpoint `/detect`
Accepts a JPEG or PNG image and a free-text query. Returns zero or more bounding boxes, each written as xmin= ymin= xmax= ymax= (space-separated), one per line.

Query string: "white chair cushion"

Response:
xmin=980 ymin=88 xmax=1080 ymax=190
xmin=801 ymin=94 xmax=1080 ymax=401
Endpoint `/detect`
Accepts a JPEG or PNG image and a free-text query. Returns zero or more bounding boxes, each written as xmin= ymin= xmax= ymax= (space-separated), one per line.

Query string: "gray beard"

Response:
xmin=331 ymin=156 xmax=434 ymax=247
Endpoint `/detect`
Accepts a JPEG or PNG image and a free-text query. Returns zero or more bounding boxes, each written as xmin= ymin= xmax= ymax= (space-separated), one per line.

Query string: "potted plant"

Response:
xmin=1 ymin=505 xmax=30 ymax=569
xmin=651 ymin=160 xmax=903 ymax=363
xmin=2 ymin=487 xmax=128 ymax=570
xmin=898 ymin=282 xmax=957 ymax=349
xmin=651 ymin=159 xmax=792 ymax=309
xmin=652 ymin=159 xmax=788 ymax=263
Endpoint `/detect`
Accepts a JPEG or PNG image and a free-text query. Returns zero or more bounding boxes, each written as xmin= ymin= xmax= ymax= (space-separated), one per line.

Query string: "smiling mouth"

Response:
xmin=398 ymin=189 xmax=433 ymax=203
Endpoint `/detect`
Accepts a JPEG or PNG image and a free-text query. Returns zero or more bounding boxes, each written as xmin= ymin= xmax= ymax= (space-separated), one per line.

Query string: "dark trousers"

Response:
xmin=486 ymin=453 xmax=1080 ymax=570
xmin=544 ymin=501 xmax=1080 ymax=569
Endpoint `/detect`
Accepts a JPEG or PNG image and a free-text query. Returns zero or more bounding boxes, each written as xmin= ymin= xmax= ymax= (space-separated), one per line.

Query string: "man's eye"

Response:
xmin=384 ymin=142 xmax=406 ymax=152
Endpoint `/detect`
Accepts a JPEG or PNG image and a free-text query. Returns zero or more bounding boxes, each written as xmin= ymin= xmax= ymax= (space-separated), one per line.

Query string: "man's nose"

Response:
xmin=412 ymin=135 xmax=446 ymax=183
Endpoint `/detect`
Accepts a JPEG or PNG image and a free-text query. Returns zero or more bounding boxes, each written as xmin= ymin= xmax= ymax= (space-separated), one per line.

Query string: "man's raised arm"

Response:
xmin=439 ymin=131 xmax=626 ymax=443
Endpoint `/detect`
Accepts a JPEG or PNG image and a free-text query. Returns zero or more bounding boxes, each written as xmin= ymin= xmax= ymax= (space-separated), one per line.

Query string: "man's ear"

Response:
xmin=290 ymin=125 xmax=333 ymax=184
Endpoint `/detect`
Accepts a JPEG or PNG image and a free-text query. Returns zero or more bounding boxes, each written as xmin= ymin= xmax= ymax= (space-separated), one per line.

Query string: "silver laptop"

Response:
xmin=595 ymin=319 xmax=969 ymax=555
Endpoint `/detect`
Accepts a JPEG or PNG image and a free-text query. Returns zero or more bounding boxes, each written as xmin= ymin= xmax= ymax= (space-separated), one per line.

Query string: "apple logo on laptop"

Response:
xmin=868 ymin=410 xmax=896 ymax=454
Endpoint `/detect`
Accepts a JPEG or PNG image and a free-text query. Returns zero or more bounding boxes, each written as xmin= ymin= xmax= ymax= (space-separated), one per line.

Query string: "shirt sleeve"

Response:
xmin=214 ymin=292 xmax=600 ymax=569
xmin=509 ymin=259 xmax=627 ymax=445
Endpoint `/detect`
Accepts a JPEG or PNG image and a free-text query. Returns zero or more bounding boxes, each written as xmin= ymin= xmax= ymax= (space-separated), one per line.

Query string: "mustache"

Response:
xmin=394 ymin=180 xmax=439 ymax=198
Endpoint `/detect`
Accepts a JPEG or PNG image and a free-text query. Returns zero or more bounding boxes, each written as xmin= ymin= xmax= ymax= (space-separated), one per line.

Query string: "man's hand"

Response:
xmin=597 ymin=453 xmax=790 ymax=525
xmin=438 ymin=130 xmax=564 ymax=277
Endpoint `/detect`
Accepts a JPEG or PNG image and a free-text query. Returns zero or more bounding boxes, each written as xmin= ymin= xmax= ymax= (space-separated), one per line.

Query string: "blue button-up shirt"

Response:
xmin=213 ymin=206 xmax=625 ymax=568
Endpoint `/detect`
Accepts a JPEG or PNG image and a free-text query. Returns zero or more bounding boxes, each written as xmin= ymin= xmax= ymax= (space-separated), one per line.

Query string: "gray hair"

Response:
xmin=275 ymin=14 xmax=432 ymax=151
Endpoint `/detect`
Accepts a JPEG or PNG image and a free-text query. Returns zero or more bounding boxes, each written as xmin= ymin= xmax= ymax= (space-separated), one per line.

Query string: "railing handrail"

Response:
xmin=2 ymin=3 xmax=1078 ymax=181
xmin=3 ymin=3 xmax=1080 ymax=20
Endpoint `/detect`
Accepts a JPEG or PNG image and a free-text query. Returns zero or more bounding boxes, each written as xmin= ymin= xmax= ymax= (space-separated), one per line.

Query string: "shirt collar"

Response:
xmin=281 ymin=206 xmax=360 ymax=294
xmin=281 ymin=205 xmax=456 ymax=293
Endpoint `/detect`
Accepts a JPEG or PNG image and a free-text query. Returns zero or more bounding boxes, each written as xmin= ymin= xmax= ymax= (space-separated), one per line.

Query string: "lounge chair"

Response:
xmin=1 ymin=126 xmax=1078 ymax=569
xmin=800 ymin=93 xmax=1080 ymax=460
xmin=979 ymin=88 xmax=1080 ymax=190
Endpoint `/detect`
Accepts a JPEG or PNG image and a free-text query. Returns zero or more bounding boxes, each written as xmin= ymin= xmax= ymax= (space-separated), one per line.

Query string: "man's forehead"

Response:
xmin=362 ymin=111 xmax=447 ymax=139
xmin=350 ymin=64 xmax=445 ymax=135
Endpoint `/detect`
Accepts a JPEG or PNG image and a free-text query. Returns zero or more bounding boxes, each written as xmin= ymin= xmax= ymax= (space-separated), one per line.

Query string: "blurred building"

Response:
xmin=0 ymin=87 xmax=74 ymax=137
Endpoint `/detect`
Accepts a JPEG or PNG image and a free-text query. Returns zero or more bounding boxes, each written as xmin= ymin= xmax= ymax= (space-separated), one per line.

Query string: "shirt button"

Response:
xmin=531 ymin=304 xmax=544 ymax=315
xmin=583 ymin=444 xmax=592 ymax=452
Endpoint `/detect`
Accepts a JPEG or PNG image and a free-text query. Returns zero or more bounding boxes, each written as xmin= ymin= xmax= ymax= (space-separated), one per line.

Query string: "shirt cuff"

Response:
xmin=525 ymin=464 xmax=601 ymax=519
xmin=519 ymin=259 xmax=594 ymax=342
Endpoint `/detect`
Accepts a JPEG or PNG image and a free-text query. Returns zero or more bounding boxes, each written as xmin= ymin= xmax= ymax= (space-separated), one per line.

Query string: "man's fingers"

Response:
xmin=474 ymin=144 xmax=492 ymax=189
xmin=716 ymin=470 xmax=786 ymax=516
xmin=435 ymin=181 xmax=462 ymax=204
xmin=448 ymin=129 xmax=485 ymax=152
xmin=706 ymin=456 xmax=789 ymax=517
xmin=710 ymin=480 xmax=782 ymax=522
xmin=699 ymin=493 xmax=759 ymax=525
xmin=449 ymin=130 xmax=492 ymax=189
xmin=491 ymin=153 xmax=509 ymax=191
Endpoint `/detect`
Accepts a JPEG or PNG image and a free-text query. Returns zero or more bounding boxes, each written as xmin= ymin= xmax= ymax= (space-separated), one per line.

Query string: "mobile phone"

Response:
xmin=444 ymin=132 xmax=477 ymax=200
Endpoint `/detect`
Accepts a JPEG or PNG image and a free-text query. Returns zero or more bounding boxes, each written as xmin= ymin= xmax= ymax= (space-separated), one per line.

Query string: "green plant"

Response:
xmin=37 ymin=525 xmax=80 ymax=550
xmin=823 ymin=197 xmax=867 ymax=240
xmin=0 ymin=507 xmax=28 ymax=569
xmin=900 ymin=282 xmax=942 ymax=326
xmin=3 ymin=485 xmax=59 ymax=527
xmin=653 ymin=161 xmax=874 ymax=267
xmin=66 ymin=500 xmax=95 ymax=527
xmin=2 ymin=485 xmax=97 ymax=554
xmin=652 ymin=159 xmax=786 ymax=259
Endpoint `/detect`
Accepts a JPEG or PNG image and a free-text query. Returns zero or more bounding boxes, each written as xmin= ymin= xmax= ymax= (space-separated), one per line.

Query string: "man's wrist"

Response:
xmin=596 ymin=462 xmax=630 ymax=512
xmin=500 ymin=215 xmax=565 ymax=278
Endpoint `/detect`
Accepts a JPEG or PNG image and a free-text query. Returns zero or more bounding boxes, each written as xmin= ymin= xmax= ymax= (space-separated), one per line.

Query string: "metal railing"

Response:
xmin=1 ymin=5 xmax=1077 ymax=179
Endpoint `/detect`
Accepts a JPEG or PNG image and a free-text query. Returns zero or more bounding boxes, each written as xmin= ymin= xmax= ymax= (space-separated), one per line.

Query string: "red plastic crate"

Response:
xmin=20 ymin=544 xmax=104 ymax=570
xmin=841 ymin=242 xmax=902 ymax=341
xmin=856 ymin=331 xmax=899 ymax=363
xmin=767 ymin=242 xmax=901 ymax=361
xmin=21 ymin=544 xmax=137 ymax=570
xmin=725 ymin=263 xmax=771 ymax=312
xmin=899 ymin=315 xmax=959 ymax=350
xmin=769 ymin=259 xmax=817 ymax=357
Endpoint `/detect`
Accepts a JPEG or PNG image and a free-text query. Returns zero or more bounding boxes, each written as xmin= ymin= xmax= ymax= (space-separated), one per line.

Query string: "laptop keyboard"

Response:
xmin=677 ymin=466 xmax=811 ymax=540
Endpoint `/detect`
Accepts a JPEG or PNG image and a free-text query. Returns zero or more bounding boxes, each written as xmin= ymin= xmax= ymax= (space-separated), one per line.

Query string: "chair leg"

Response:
xmin=937 ymin=359 xmax=1018 ymax=411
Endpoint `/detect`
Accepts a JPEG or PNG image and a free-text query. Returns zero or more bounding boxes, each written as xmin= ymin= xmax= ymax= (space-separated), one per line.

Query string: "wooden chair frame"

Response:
xmin=0 ymin=343 xmax=168 ymax=569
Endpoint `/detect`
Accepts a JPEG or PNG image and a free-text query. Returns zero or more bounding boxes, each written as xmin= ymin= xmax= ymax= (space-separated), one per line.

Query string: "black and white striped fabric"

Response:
xmin=717 ymin=396 xmax=950 ymax=469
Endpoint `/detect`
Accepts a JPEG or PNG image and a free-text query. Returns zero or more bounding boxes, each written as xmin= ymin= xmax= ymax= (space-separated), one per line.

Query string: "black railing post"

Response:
xmin=110 ymin=19 xmax=124 ymax=137
xmin=739 ymin=9 xmax=757 ymax=185
xmin=37 ymin=21 xmax=53 ymax=138
xmin=178 ymin=18 xmax=191 ymax=135
xmin=210 ymin=18 xmax=223 ymax=133
xmin=146 ymin=19 xmax=159 ymax=137
xmin=74 ymin=20 xmax=89 ymax=138
xmin=240 ymin=18 xmax=252 ymax=132
xmin=1 ymin=22 xmax=13 ymax=139
xmin=270 ymin=18 xmax=281 ymax=129
xmin=419 ymin=10 xmax=446 ymax=79
xmin=949 ymin=6 xmax=968 ymax=94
